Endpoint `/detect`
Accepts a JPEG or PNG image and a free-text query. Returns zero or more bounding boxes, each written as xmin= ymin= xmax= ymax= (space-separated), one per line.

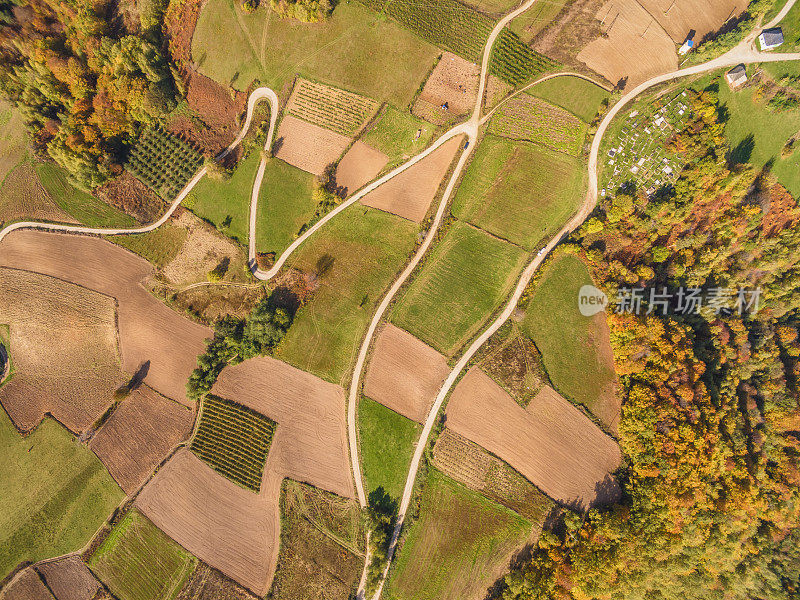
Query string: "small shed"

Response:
xmin=678 ymin=38 xmax=694 ymax=55
xmin=759 ymin=27 xmax=784 ymax=51
xmin=726 ymin=64 xmax=748 ymax=88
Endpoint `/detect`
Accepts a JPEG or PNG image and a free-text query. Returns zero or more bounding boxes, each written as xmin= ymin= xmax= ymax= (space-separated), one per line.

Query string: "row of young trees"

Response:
xmin=0 ymin=0 xmax=180 ymax=188
xmin=501 ymin=89 xmax=800 ymax=599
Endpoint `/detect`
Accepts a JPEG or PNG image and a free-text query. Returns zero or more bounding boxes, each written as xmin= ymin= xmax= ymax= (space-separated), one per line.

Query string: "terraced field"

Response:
xmin=126 ymin=126 xmax=204 ymax=200
xmin=287 ymin=79 xmax=380 ymax=136
xmin=190 ymin=395 xmax=276 ymax=492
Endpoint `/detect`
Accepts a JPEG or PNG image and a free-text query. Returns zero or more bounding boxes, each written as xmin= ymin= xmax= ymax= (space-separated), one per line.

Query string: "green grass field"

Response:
xmin=360 ymin=107 xmax=438 ymax=167
xmin=383 ymin=468 xmax=533 ymax=600
xmin=107 ymin=226 xmax=188 ymax=269
xmin=528 ymin=75 xmax=610 ymax=122
xmin=519 ymin=253 xmax=617 ymax=422
xmin=452 ymin=136 xmax=585 ymax=250
xmin=717 ymin=71 xmax=800 ymax=196
xmin=192 ymin=0 xmax=438 ymax=106
xmin=90 ymin=509 xmax=197 ymax=600
xmin=358 ymin=397 xmax=421 ymax=500
xmin=508 ymin=0 xmax=567 ymax=43
xmin=391 ymin=221 xmax=527 ymax=356
xmin=773 ymin=0 xmax=800 ymax=50
xmin=185 ymin=153 xmax=317 ymax=255
xmin=275 ymin=206 xmax=418 ymax=384
xmin=0 ymin=412 xmax=123 ymax=578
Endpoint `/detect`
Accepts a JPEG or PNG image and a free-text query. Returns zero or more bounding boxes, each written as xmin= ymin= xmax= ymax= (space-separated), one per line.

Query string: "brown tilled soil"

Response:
xmin=413 ymin=53 xmax=480 ymax=126
xmin=274 ymin=115 xmax=351 ymax=177
xmin=0 ymin=568 xmax=54 ymax=600
xmin=95 ymin=171 xmax=166 ymax=223
xmin=0 ymin=268 xmax=125 ymax=434
xmin=445 ymin=368 xmax=622 ymax=510
xmin=334 ymin=141 xmax=389 ymax=196
xmin=637 ymin=0 xmax=748 ymax=43
xmin=0 ymin=161 xmax=75 ymax=225
xmin=577 ymin=0 xmax=678 ymax=88
xmin=363 ymin=324 xmax=450 ymax=423
xmin=175 ymin=562 xmax=258 ymax=600
xmin=0 ymin=230 xmax=211 ymax=406
xmin=360 ymin=135 xmax=462 ymax=222
xmin=36 ymin=556 xmax=101 ymax=600
xmin=90 ymin=385 xmax=194 ymax=494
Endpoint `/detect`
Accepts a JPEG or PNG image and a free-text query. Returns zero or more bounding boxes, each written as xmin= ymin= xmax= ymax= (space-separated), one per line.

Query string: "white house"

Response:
xmin=759 ymin=28 xmax=784 ymax=51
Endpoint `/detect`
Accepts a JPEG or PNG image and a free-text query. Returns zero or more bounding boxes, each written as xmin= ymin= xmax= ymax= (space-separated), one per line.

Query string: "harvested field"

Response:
xmin=446 ymin=368 xmax=622 ymax=509
xmin=637 ymin=0 xmax=748 ymax=43
xmin=0 ymin=230 xmax=211 ymax=405
xmin=360 ymin=135 xmax=462 ymax=222
xmin=363 ymin=324 xmax=450 ymax=422
xmin=274 ymin=115 xmax=351 ymax=176
xmin=0 ymin=568 xmax=54 ymax=600
xmin=0 ymin=161 xmax=74 ymax=225
xmin=0 ymin=268 xmax=124 ymax=434
xmin=334 ymin=141 xmax=388 ymax=196
xmin=175 ymin=562 xmax=257 ymax=600
xmin=488 ymin=94 xmax=587 ymax=156
xmin=577 ymin=0 xmax=677 ymax=88
xmin=433 ymin=428 xmax=553 ymax=521
xmin=413 ymin=53 xmax=480 ymax=125
xmin=90 ymin=386 xmax=194 ymax=495
xmin=287 ymin=79 xmax=380 ymax=137
xmin=36 ymin=556 xmax=101 ymax=600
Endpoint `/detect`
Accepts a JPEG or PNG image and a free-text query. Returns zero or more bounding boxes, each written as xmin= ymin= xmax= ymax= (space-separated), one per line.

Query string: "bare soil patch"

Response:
xmin=334 ymin=141 xmax=388 ymax=196
xmin=90 ymin=386 xmax=194 ymax=494
xmin=0 ymin=230 xmax=211 ymax=405
xmin=637 ymin=0 xmax=748 ymax=43
xmin=95 ymin=171 xmax=166 ymax=223
xmin=577 ymin=0 xmax=677 ymax=88
xmin=363 ymin=324 xmax=450 ymax=423
xmin=0 ymin=568 xmax=54 ymax=600
xmin=0 ymin=267 xmax=125 ymax=434
xmin=274 ymin=115 xmax=351 ymax=177
xmin=360 ymin=135 xmax=462 ymax=222
xmin=36 ymin=556 xmax=101 ymax=600
xmin=445 ymin=368 xmax=622 ymax=509
xmin=413 ymin=53 xmax=480 ymax=126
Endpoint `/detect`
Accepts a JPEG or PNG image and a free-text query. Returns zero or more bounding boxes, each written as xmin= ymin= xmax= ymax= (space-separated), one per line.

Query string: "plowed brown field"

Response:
xmin=363 ymin=324 xmax=450 ymax=422
xmin=360 ymin=136 xmax=462 ymax=222
xmin=637 ymin=0 xmax=748 ymax=43
xmin=0 ymin=230 xmax=211 ymax=405
xmin=446 ymin=368 xmax=621 ymax=509
xmin=136 ymin=356 xmax=354 ymax=596
xmin=90 ymin=386 xmax=194 ymax=494
xmin=413 ymin=53 xmax=479 ymax=126
xmin=335 ymin=141 xmax=388 ymax=196
xmin=577 ymin=0 xmax=677 ymax=87
xmin=274 ymin=115 xmax=351 ymax=177
xmin=0 ymin=268 xmax=124 ymax=434
xmin=1 ymin=568 xmax=54 ymax=600
xmin=36 ymin=556 xmax=101 ymax=600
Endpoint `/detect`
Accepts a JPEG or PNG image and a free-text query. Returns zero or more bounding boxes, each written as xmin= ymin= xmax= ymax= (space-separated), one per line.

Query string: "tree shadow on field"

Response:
xmin=271 ymin=136 xmax=284 ymax=155
xmin=727 ymin=134 xmax=755 ymax=166
xmin=267 ymin=286 xmax=300 ymax=319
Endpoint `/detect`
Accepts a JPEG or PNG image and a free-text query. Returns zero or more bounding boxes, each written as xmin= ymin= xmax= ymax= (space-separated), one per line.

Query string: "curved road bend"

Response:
xmin=371 ymin=3 xmax=800 ymax=599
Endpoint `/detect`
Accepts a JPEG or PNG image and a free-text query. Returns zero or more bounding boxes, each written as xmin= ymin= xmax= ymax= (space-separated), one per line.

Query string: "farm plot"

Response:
xmin=413 ymin=52 xmax=480 ymax=125
xmin=36 ymin=556 xmax=102 ymax=600
xmin=287 ymin=79 xmax=380 ymax=137
xmin=452 ymin=135 xmax=585 ymax=249
xmin=363 ymin=323 xmax=450 ymax=422
xmin=90 ymin=386 xmax=194 ymax=494
xmin=269 ymin=480 xmax=364 ymax=600
xmin=0 ymin=410 xmax=123 ymax=579
xmin=174 ymin=562 xmax=258 ymax=600
xmin=126 ymin=125 xmax=204 ymax=200
xmin=0 ymin=268 xmax=125 ymax=434
xmin=0 ymin=160 xmax=74 ymax=225
xmin=0 ymin=230 xmax=211 ymax=405
xmin=334 ymin=141 xmax=388 ymax=195
xmin=89 ymin=509 xmax=197 ymax=600
xmin=383 ymin=468 xmax=535 ymax=600
xmin=359 ymin=106 xmax=436 ymax=167
xmin=520 ymin=253 xmax=621 ymax=430
xmin=600 ymin=89 xmax=691 ymax=198
xmin=433 ymin=428 xmax=553 ymax=521
xmin=190 ymin=395 xmax=276 ymax=493
xmin=275 ymin=206 xmax=417 ymax=384
xmin=358 ymin=397 xmax=421 ymax=499
xmin=360 ymin=135 xmax=462 ymax=222
xmin=1 ymin=568 xmax=54 ymax=600
xmin=577 ymin=0 xmax=677 ymax=88
xmin=446 ymin=368 xmax=622 ymax=509
xmin=528 ymin=75 xmax=610 ymax=122
xmin=488 ymin=94 xmax=586 ymax=155
xmin=637 ymin=0 xmax=748 ymax=43
xmin=274 ymin=115 xmax=351 ymax=177
xmin=391 ymin=221 xmax=528 ymax=356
